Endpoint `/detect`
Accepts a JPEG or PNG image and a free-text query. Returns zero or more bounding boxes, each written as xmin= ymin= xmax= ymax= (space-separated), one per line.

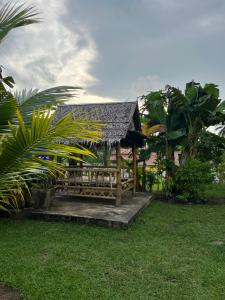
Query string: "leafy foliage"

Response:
xmin=140 ymin=81 xmax=225 ymax=195
xmin=144 ymin=170 xmax=156 ymax=192
xmin=140 ymin=81 xmax=225 ymax=183
xmin=0 ymin=107 xmax=102 ymax=205
xmin=14 ymin=86 xmax=81 ymax=124
xmin=171 ymin=159 xmax=214 ymax=202
xmin=141 ymin=88 xmax=187 ymax=162
xmin=0 ymin=76 xmax=103 ymax=210
xmin=0 ymin=2 xmax=39 ymax=43
xmin=196 ymin=131 xmax=225 ymax=165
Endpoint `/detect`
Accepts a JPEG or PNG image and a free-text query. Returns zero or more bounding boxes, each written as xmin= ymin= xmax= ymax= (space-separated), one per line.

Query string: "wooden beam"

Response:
xmin=132 ymin=147 xmax=137 ymax=194
xmin=116 ymin=143 xmax=122 ymax=206
xmin=142 ymin=160 xmax=146 ymax=192
xmin=65 ymin=167 xmax=118 ymax=172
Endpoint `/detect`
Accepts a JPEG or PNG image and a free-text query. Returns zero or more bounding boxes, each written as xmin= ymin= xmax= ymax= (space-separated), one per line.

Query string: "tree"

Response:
xmin=140 ymin=81 xmax=225 ymax=170
xmin=196 ymin=131 xmax=225 ymax=165
xmin=140 ymin=88 xmax=186 ymax=179
xmin=0 ymin=3 xmax=102 ymax=211
xmin=176 ymin=82 xmax=224 ymax=160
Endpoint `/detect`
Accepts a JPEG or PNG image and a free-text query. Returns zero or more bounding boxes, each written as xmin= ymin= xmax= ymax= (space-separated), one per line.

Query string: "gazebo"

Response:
xmin=54 ymin=101 xmax=145 ymax=206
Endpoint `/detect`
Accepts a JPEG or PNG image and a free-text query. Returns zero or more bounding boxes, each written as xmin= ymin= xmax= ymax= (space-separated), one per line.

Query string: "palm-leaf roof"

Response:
xmin=55 ymin=101 xmax=142 ymax=146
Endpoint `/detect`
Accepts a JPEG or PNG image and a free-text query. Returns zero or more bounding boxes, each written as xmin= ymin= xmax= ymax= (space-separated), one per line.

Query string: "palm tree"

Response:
xmin=0 ymin=2 xmax=102 ymax=211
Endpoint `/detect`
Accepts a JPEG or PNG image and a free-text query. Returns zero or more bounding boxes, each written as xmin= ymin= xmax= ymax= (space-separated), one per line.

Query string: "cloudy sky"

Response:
xmin=1 ymin=0 xmax=225 ymax=102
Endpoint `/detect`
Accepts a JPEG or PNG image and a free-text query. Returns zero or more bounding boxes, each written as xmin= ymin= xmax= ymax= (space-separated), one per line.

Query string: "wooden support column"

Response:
xmin=132 ymin=147 xmax=137 ymax=194
xmin=142 ymin=159 xmax=146 ymax=192
xmin=116 ymin=143 xmax=122 ymax=206
xmin=103 ymin=144 xmax=110 ymax=167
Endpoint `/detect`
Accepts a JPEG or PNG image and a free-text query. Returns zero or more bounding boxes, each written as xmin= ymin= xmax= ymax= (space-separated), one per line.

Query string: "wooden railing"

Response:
xmin=55 ymin=166 xmax=134 ymax=201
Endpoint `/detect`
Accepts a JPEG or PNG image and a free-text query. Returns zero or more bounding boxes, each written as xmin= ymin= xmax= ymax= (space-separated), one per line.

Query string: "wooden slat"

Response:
xmin=121 ymin=178 xmax=134 ymax=186
xmin=57 ymin=192 xmax=116 ymax=200
xmin=55 ymin=185 xmax=117 ymax=191
xmin=66 ymin=167 xmax=118 ymax=172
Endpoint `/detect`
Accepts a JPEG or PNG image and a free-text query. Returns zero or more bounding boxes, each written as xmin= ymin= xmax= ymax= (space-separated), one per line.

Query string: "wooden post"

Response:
xmin=132 ymin=147 xmax=137 ymax=194
xmin=103 ymin=144 xmax=110 ymax=167
xmin=116 ymin=143 xmax=122 ymax=206
xmin=142 ymin=160 xmax=146 ymax=192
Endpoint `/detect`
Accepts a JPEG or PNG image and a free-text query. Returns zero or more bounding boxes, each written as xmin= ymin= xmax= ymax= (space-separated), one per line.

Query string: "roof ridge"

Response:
xmin=59 ymin=101 xmax=136 ymax=107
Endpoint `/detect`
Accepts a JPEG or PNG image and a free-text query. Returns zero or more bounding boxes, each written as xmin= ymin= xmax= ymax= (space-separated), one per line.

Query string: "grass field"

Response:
xmin=1 ymin=202 xmax=225 ymax=299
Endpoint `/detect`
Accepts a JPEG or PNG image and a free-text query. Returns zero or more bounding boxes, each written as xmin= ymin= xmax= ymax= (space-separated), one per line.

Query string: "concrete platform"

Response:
xmin=31 ymin=192 xmax=152 ymax=228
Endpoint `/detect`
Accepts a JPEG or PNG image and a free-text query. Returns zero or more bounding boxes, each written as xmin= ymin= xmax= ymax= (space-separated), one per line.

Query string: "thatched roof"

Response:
xmin=55 ymin=101 xmax=143 ymax=146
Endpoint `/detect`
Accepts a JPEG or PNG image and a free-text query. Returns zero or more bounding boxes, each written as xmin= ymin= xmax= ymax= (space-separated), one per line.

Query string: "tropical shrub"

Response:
xmin=171 ymin=159 xmax=214 ymax=202
xmin=145 ymin=170 xmax=156 ymax=192
xmin=215 ymin=156 xmax=225 ymax=184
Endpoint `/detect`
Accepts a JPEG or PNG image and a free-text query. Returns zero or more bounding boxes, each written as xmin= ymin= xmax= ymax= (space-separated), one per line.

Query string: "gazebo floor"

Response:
xmin=31 ymin=192 xmax=152 ymax=228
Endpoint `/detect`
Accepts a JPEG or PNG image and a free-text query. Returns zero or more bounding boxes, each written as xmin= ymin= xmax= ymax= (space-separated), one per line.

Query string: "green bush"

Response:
xmin=172 ymin=159 xmax=214 ymax=202
xmin=216 ymin=160 xmax=225 ymax=184
xmin=145 ymin=171 xmax=156 ymax=192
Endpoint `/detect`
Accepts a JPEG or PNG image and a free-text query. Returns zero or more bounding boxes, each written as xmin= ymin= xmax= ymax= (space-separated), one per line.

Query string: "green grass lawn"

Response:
xmin=1 ymin=202 xmax=225 ymax=299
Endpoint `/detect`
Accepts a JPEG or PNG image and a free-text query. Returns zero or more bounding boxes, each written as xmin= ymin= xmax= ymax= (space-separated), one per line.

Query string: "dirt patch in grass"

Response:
xmin=0 ymin=284 xmax=22 ymax=300
xmin=211 ymin=240 xmax=225 ymax=246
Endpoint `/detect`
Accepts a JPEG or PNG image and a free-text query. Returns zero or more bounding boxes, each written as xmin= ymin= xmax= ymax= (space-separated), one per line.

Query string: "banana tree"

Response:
xmin=140 ymin=88 xmax=186 ymax=178
xmin=177 ymin=81 xmax=223 ymax=160
xmin=140 ymin=82 xmax=225 ymax=170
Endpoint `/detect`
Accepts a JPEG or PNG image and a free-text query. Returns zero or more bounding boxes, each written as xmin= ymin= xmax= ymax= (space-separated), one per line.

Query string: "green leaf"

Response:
xmin=204 ymin=83 xmax=219 ymax=98
xmin=167 ymin=129 xmax=186 ymax=140
xmin=0 ymin=2 xmax=40 ymax=43
xmin=14 ymin=86 xmax=82 ymax=124
xmin=0 ymin=108 xmax=102 ymax=204
xmin=139 ymin=148 xmax=152 ymax=161
xmin=2 ymin=76 xmax=15 ymax=88
xmin=0 ymin=83 xmax=17 ymax=134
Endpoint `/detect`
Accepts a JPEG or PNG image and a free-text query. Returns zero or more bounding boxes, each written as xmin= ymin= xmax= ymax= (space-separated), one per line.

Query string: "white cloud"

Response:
xmin=69 ymin=91 xmax=118 ymax=104
xmin=0 ymin=0 xmax=99 ymax=91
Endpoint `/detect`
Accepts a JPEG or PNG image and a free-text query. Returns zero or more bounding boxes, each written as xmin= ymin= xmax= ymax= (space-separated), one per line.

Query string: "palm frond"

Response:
xmin=0 ymin=108 xmax=102 ymax=202
xmin=0 ymin=82 xmax=17 ymax=134
xmin=14 ymin=86 xmax=81 ymax=124
xmin=0 ymin=2 xmax=40 ymax=43
xmin=142 ymin=124 xmax=166 ymax=136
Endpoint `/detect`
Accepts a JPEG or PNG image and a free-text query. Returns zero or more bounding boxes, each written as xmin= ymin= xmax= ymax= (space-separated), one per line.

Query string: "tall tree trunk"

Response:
xmin=165 ymin=137 xmax=175 ymax=180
